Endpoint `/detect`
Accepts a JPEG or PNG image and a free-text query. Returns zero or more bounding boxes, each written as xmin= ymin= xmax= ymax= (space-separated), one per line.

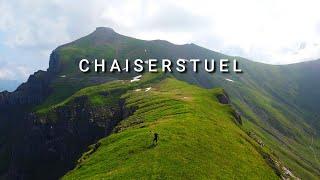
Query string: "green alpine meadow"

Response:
xmin=63 ymin=74 xmax=278 ymax=179
xmin=0 ymin=27 xmax=319 ymax=179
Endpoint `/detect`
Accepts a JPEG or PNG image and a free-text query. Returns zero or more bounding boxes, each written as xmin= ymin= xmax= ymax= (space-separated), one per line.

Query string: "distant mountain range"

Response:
xmin=0 ymin=27 xmax=319 ymax=179
xmin=0 ymin=79 xmax=20 ymax=92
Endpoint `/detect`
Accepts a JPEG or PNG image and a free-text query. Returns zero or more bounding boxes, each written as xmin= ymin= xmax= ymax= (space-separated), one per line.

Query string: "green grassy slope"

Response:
xmin=62 ymin=76 xmax=278 ymax=179
xmin=31 ymin=27 xmax=320 ymax=178
xmin=208 ymin=58 xmax=320 ymax=179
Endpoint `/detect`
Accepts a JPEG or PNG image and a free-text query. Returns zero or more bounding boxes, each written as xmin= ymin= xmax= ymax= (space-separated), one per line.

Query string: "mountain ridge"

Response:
xmin=0 ymin=27 xmax=319 ymax=179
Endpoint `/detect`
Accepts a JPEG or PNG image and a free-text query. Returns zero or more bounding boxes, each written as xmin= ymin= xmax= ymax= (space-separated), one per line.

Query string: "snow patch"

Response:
xmin=145 ymin=87 xmax=151 ymax=92
xmin=130 ymin=75 xmax=142 ymax=83
xmin=225 ymin=78 xmax=234 ymax=82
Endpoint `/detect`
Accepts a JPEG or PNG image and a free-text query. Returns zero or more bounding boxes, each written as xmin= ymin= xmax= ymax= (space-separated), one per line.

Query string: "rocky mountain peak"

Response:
xmin=91 ymin=27 xmax=118 ymax=38
xmin=95 ymin=27 xmax=116 ymax=33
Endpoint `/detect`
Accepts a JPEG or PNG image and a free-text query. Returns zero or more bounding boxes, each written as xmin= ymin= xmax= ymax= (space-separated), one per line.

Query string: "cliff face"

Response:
xmin=0 ymin=31 xmax=131 ymax=179
xmin=0 ymin=71 xmax=51 ymax=107
xmin=0 ymin=51 xmax=60 ymax=108
xmin=48 ymin=50 xmax=62 ymax=74
xmin=0 ymin=50 xmax=61 ymax=178
xmin=5 ymin=95 xmax=135 ymax=179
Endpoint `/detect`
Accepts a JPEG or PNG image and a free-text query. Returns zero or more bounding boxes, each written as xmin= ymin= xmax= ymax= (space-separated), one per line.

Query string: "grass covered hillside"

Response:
xmin=35 ymin=28 xmax=319 ymax=178
xmin=62 ymin=74 xmax=280 ymax=179
xmin=2 ymin=27 xmax=319 ymax=179
xmin=208 ymin=58 xmax=320 ymax=179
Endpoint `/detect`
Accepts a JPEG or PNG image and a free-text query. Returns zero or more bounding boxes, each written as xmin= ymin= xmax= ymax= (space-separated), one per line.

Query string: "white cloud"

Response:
xmin=106 ymin=0 xmax=320 ymax=64
xmin=0 ymin=69 xmax=14 ymax=80
xmin=0 ymin=0 xmax=320 ymax=82
xmin=0 ymin=62 xmax=32 ymax=81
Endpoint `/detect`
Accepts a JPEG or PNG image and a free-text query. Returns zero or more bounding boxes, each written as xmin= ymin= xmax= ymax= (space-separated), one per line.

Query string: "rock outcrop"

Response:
xmin=0 ymin=70 xmax=55 ymax=108
xmin=6 ymin=95 xmax=135 ymax=179
xmin=0 ymin=47 xmax=65 ymax=108
xmin=216 ymin=91 xmax=242 ymax=125
xmin=233 ymin=110 xmax=242 ymax=125
xmin=216 ymin=93 xmax=230 ymax=104
xmin=48 ymin=50 xmax=62 ymax=73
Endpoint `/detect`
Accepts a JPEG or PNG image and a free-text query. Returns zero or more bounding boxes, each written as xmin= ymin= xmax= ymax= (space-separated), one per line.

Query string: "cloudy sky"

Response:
xmin=1 ymin=0 xmax=320 ymax=82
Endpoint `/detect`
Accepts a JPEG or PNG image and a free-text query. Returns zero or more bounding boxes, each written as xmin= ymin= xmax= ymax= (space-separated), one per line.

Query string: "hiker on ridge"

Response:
xmin=153 ymin=133 xmax=159 ymax=144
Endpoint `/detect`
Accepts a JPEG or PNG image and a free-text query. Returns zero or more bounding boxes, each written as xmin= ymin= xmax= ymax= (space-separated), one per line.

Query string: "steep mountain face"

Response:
xmin=208 ymin=58 xmax=320 ymax=178
xmin=5 ymin=94 xmax=134 ymax=179
xmin=0 ymin=70 xmax=52 ymax=107
xmin=0 ymin=27 xmax=319 ymax=179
